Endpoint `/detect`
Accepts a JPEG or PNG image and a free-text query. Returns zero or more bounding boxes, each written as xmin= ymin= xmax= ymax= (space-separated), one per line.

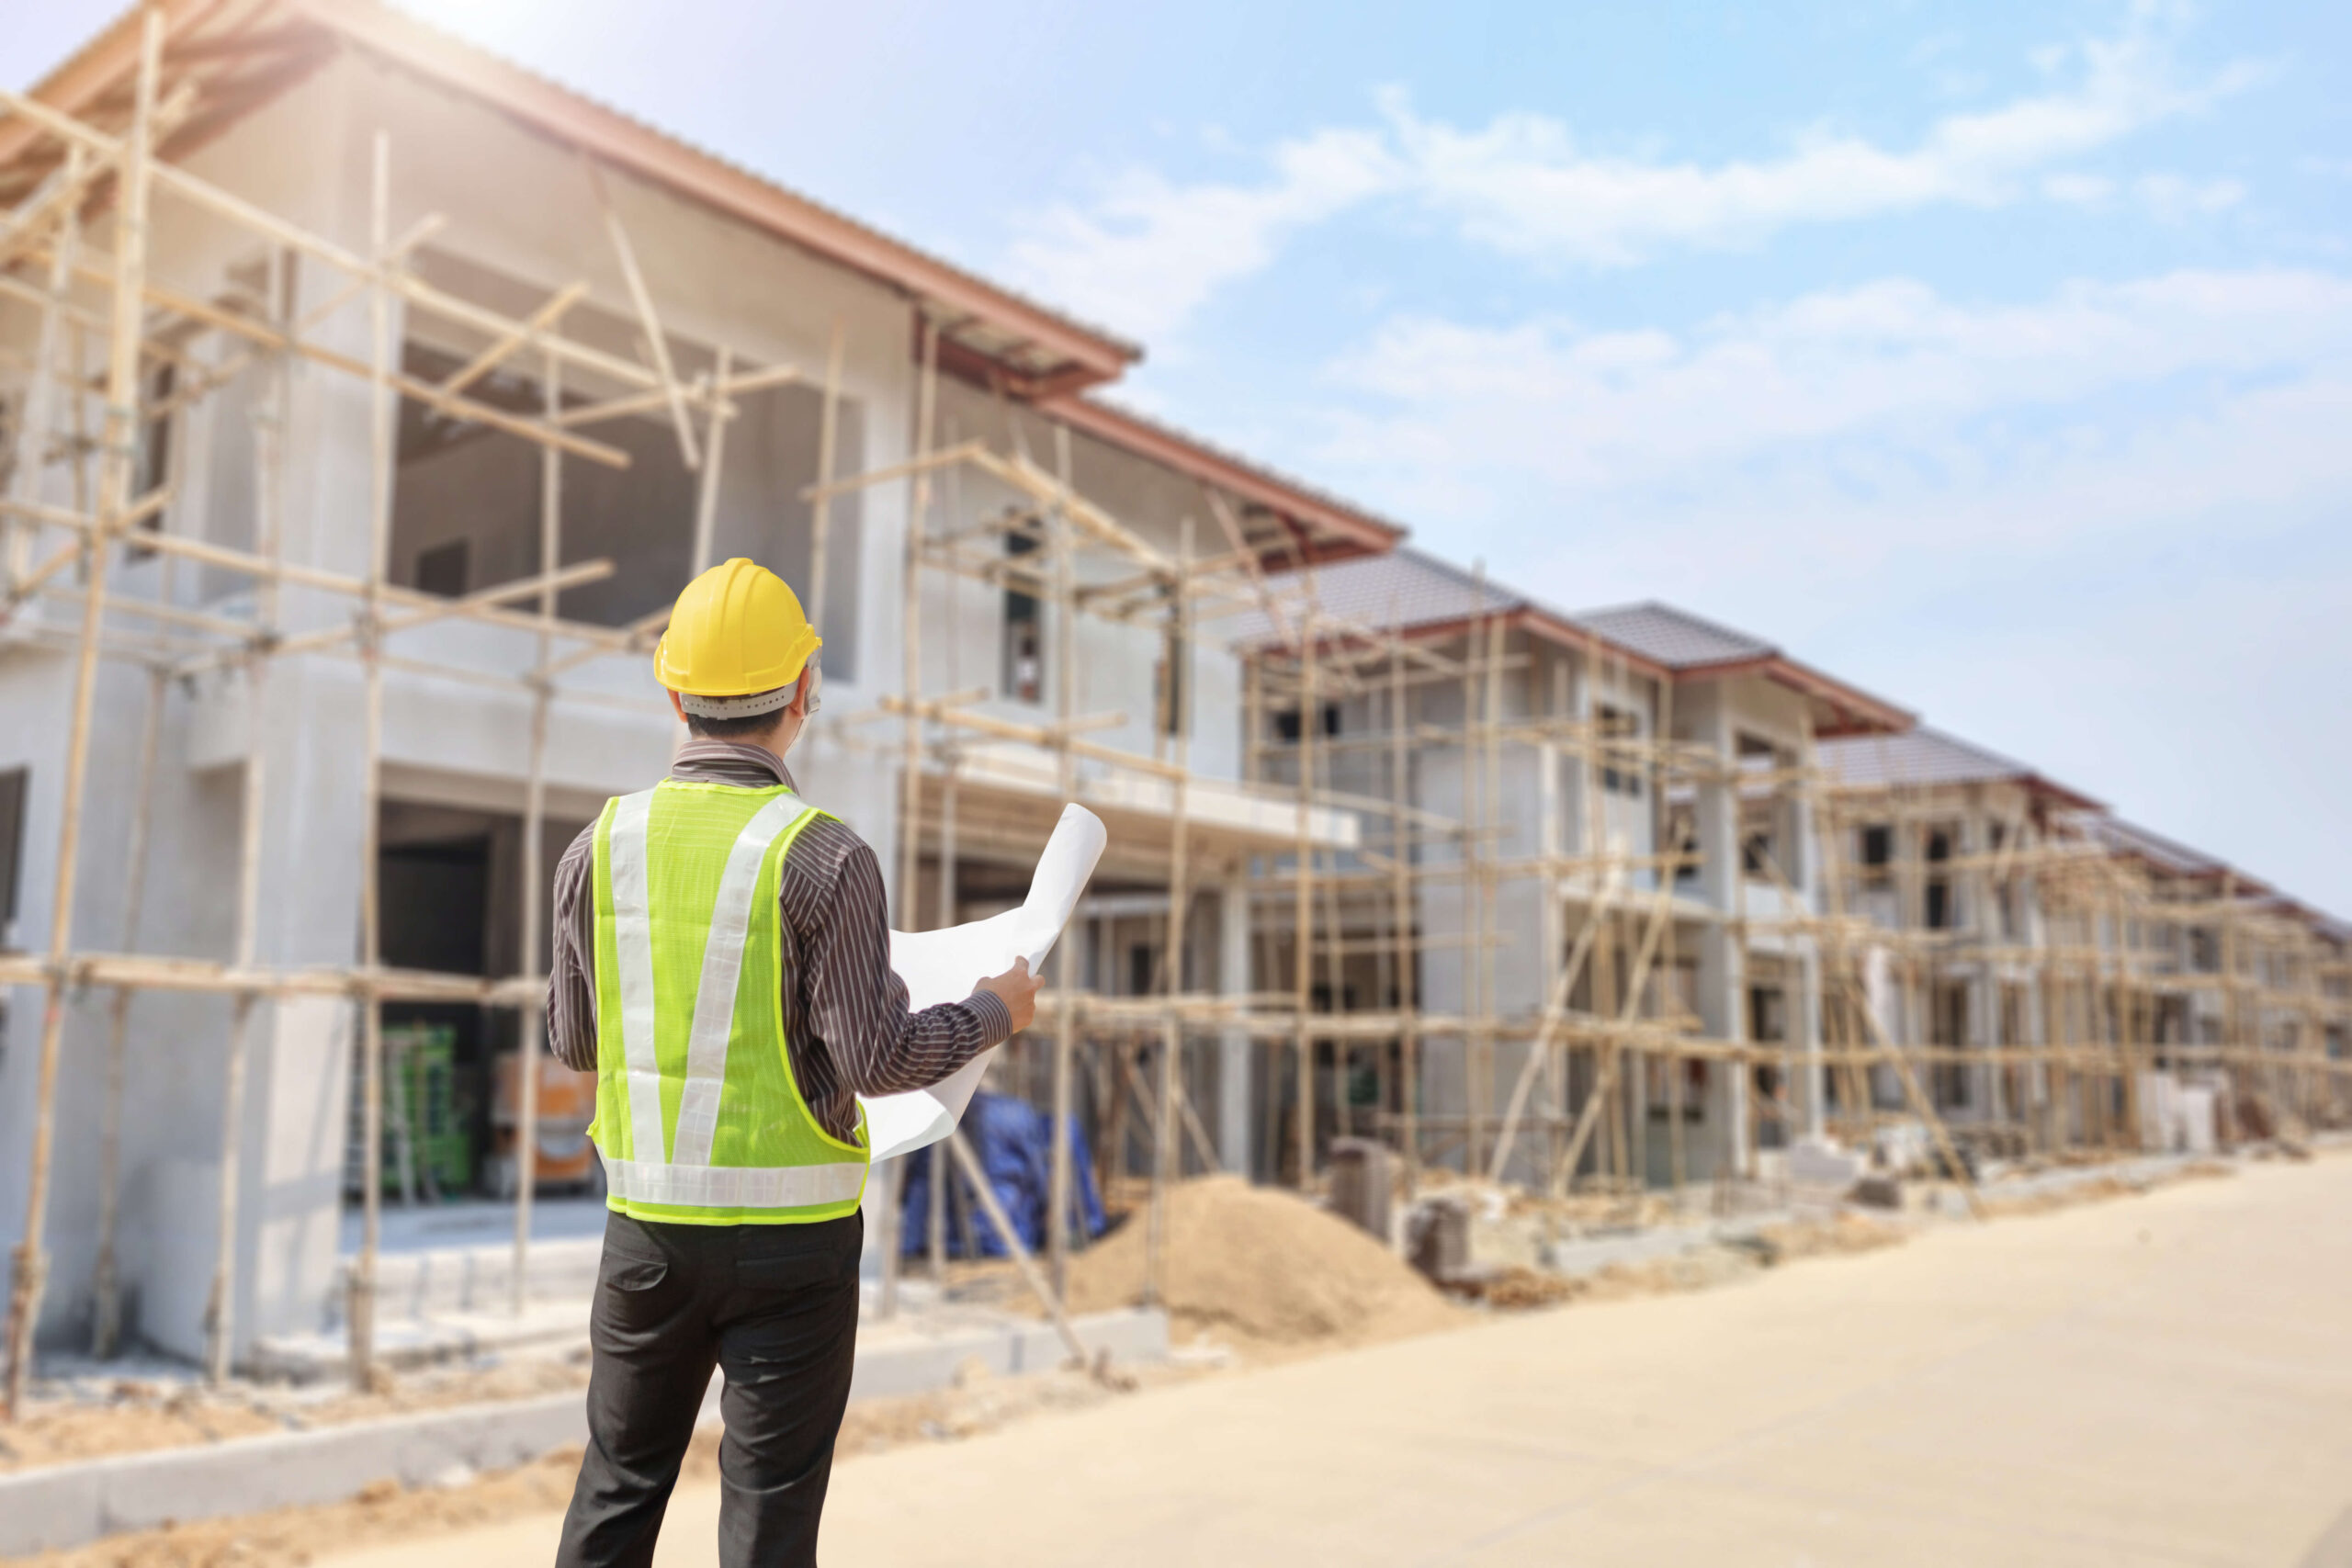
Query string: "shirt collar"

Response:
xmin=670 ymin=738 xmax=797 ymax=793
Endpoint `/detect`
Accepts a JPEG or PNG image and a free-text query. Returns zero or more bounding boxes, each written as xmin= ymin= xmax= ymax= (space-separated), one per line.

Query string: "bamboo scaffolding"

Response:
xmin=2 ymin=13 xmax=161 ymax=1417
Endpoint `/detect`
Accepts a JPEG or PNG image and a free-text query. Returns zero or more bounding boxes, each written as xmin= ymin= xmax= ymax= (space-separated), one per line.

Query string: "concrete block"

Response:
xmin=2179 ymin=1088 xmax=2217 ymax=1156
xmin=0 ymin=1464 xmax=105 ymax=1557
xmin=1326 ymin=1139 xmax=1396 ymax=1243
xmin=1851 ymin=1174 xmax=1904 ymax=1210
xmin=1406 ymin=1196 xmax=1472 ymax=1282
xmin=1787 ymin=1139 xmax=1865 ymax=1190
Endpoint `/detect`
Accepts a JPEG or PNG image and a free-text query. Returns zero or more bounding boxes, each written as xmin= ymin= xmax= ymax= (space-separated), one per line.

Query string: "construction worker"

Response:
xmin=543 ymin=558 xmax=1041 ymax=1568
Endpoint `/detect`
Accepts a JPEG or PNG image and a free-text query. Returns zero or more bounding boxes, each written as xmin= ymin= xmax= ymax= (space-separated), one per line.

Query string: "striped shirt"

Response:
xmin=546 ymin=739 xmax=1011 ymax=1145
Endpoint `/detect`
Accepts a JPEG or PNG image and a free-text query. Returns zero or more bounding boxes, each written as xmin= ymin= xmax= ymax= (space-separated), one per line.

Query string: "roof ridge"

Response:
xmin=1393 ymin=546 xmax=1525 ymax=604
xmin=1572 ymin=598 xmax=1781 ymax=659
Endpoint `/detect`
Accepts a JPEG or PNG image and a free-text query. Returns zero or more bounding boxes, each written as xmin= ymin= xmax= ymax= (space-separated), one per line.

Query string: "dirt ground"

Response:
xmin=5 ymin=1156 xmax=2260 ymax=1568
xmin=0 ymin=1355 xmax=594 ymax=1477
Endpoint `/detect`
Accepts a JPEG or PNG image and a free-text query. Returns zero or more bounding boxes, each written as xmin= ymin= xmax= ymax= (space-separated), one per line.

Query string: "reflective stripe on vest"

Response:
xmin=592 ymin=782 xmax=868 ymax=1222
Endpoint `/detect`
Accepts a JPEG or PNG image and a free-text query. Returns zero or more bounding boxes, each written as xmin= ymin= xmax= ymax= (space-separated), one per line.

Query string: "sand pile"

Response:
xmin=1060 ymin=1176 xmax=1462 ymax=1353
xmin=1749 ymin=1211 xmax=1905 ymax=1264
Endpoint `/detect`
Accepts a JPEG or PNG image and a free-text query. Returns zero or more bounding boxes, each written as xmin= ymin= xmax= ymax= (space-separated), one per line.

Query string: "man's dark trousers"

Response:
xmin=556 ymin=1209 xmax=864 ymax=1568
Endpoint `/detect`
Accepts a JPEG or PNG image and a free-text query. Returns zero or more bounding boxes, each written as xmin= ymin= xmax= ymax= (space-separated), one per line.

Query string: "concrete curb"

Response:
xmin=0 ymin=1307 xmax=1166 ymax=1556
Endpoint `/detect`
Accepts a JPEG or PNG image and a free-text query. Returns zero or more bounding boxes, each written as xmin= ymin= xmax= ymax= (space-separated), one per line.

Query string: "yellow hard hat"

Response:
xmin=653 ymin=558 xmax=821 ymax=697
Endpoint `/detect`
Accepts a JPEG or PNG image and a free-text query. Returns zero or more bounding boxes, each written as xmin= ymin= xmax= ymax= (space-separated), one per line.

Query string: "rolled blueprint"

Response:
xmin=860 ymin=803 xmax=1107 ymax=1161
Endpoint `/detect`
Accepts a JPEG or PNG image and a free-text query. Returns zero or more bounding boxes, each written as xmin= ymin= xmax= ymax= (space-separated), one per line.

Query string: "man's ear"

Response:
xmin=667 ymin=689 xmax=687 ymax=724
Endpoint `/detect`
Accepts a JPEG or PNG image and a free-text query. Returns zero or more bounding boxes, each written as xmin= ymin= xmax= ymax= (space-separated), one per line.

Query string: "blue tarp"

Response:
xmin=898 ymin=1092 xmax=1106 ymax=1258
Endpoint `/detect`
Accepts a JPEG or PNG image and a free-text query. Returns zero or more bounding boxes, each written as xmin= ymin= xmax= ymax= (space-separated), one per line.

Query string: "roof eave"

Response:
xmin=1676 ymin=653 xmax=1914 ymax=738
xmin=1041 ymin=394 xmax=1405 ymax=564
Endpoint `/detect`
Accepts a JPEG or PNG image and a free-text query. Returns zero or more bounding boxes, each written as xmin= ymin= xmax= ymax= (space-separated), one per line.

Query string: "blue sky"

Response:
xmin=7 ymin=1 xmax=2350 ymax=913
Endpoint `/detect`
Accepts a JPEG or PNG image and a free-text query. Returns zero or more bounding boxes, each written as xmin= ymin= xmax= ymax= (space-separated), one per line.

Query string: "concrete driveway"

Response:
xmin=327 ymin=1152 xmax=2352 ymax=1567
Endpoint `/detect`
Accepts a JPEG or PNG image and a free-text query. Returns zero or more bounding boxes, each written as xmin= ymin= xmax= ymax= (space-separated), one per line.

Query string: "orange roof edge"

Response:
xmin=1043 ymin=394 xmax=1407 ymax=560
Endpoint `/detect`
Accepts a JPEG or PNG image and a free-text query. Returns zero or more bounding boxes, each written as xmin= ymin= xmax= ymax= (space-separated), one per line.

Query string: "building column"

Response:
xmin=1218 ymin=873 xmax=1252 ymax=1175
xmin=1797 ymin=945 xmax=1826 ymax=1143
xmin=1688 ymin=691 xmax=1747 ymax=1178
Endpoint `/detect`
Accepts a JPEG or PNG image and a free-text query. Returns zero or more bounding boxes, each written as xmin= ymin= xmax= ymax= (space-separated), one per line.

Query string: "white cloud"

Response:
xmin=1003 ymin=129 xmax=1397 ymax=343
xmin=1378 ymin=13 xmax=2251 ymax=267
xmin=2134 ymin=172 xmax=2245 ymax=220
xmin=1005 ymin=6 xmax=2256 ymax=338
xmin=2043 ymin=172 xmax=2117 ymax=205
xmin=1318 ymin=269 xmax=2352 ymax=504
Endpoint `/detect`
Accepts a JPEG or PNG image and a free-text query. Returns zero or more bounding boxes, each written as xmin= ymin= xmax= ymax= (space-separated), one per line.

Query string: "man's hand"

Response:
xmin=975 ymin=956 xmax=1044 ymax=1033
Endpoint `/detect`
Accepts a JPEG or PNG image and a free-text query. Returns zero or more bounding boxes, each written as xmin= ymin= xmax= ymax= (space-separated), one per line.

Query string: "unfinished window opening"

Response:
xmin=136 ymin=359 xmax=175 ymax=500
xmin=414 ymin=537 xmax=469 ymax=598
xmin=1003 ymin=526 xmax=1043 ymax=704
xmin=1664 ymin=799 xmax=1699 ymax=884
xmin=0 ymin=766 xmax=27 ymax=949
xmin=1924 ymin=827 xmax=1956 ymax=929
xmin=1273 ymin=703 xmax=1340 ymax=743
xmin=1642 ymin=1055 xmax=1702 ymax=1120
xmin=1740 ymin=796 xmax=1782 ymax=881
xmin=124 ymin=354 xmax=182 ymax=561
xmin=1157 ymin=615 xmax=1187 ymax=739
xmin=1859 ymin=823 xmax=1894 ymax=881
xmin=1929 ymin=982 xmax=1972 ymax=1110
xmin=388 ymin=250 xmax=864 ymax=662
xmin=1597 ymin=704 xmax=1642 ymax=796
xmin=1309 ymin=980 xmax=1355 ymax=1012
xmin=364 ymin=799 xmax=598 ymax=1202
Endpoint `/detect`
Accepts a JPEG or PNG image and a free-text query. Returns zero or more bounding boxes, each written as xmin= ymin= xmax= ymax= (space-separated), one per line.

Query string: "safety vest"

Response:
xmin=588 ymin=779 xmax=870 ymax=1224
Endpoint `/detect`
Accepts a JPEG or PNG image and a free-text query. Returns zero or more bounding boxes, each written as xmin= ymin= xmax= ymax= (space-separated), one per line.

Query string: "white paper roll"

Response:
xmin=860 ymin=803 xmax=1107 ymax=1161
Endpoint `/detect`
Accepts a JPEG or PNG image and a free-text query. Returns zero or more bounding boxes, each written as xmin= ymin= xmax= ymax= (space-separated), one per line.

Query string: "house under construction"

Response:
xmin=1 ymin=0 xmax=2346 ymax=1411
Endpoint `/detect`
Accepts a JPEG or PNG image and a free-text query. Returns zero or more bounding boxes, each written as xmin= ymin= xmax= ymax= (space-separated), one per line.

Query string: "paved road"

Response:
xmin=334 ymin=1154 xmax=2352 ymax=1567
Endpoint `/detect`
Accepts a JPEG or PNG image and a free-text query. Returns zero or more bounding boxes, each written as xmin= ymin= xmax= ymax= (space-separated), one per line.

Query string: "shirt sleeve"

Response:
xmin=545 ymin=822 xmax=600 ymax=1075
xmin=797 ymin=838 xmax=1014 ymax=1095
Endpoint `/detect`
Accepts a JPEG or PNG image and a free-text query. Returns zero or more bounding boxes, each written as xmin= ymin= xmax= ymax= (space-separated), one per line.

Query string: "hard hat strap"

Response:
xmin=678 ymin=677 xmax=798 ymax=718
